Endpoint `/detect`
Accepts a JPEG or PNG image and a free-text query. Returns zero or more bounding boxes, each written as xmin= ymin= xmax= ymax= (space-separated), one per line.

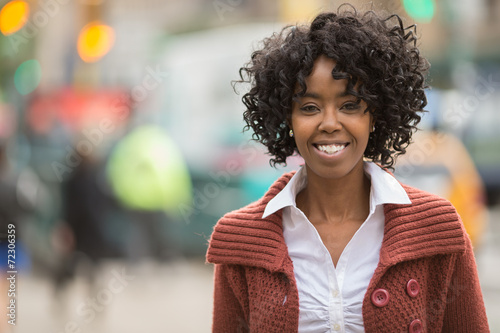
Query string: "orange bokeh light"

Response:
xmin=77 ymin=21 xmax=115 ymax=63
xmin=0 ymin=0 xmax=30 ymax=35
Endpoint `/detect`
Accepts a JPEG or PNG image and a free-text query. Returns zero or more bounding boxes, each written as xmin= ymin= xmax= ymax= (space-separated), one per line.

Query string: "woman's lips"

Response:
xmin=314 ymin=143 xmax=349 ymax=155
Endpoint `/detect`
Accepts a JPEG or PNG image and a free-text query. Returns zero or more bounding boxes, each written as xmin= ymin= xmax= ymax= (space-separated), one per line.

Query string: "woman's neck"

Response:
xmin=296 ymin=162 xmax=371 ymax=226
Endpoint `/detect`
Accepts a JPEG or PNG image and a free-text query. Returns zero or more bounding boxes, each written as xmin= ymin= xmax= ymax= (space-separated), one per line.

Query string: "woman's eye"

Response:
xmin=300 ymin=105 xmax=319 ymax=113
xmin=342 ymin=102 xmax=361 ymax=111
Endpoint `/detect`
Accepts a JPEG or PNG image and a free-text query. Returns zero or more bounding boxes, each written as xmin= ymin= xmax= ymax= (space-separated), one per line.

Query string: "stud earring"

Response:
xmin=289 ymin=129 xmax=294 ymax=137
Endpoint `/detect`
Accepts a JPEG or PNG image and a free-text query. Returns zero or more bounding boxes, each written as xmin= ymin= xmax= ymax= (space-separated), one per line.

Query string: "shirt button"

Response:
xmin=406 ymin=279 xmax=420 ymax=298
xmin=409 ymin=319 xmax=423 ymax=333
xmin=333 ymin=323 xmax=341 ymax=331
xmin=371 ymin=288 xmax=390 ymax=307
xmin=332 ymin=289 xmax=339 ymax=297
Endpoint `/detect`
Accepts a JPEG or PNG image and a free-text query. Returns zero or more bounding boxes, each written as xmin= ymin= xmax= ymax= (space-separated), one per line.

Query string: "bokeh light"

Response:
xmin=107 ymin=126 xmax=192 ymax=213
xmin=402 ymin=0 xmax=435 ymax=23
xmin=0 ymin=0 xmax=29 ymax=35
xmin=77 ymin=21 xmax=115 ymax=63
xmin=14 ymin=59 xmax=42 ymax=95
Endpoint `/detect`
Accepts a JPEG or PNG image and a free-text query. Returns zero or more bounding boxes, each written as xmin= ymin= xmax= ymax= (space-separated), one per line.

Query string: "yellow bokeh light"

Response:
xmin=0 ymin=0 xmax=30 ymax=35
xmin=77 ymin=22 xmax=115 ymax=63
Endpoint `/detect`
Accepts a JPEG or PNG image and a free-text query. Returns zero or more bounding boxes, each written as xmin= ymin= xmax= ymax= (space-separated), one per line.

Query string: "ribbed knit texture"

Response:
xmin=207 ymin=171 xmax=489 ymax=333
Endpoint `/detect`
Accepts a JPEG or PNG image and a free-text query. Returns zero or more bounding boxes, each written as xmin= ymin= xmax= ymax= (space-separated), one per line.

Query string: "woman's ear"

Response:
xmin=370 ymin=116 xmax=376 ymax=133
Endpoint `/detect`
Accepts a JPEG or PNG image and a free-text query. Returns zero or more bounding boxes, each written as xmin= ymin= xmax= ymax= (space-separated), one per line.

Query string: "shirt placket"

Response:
xmin=327 ymin=255 xmax=345 ymax=332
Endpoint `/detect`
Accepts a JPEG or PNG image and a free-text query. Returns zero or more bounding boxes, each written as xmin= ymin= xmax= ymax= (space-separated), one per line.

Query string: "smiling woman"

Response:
xmin=206 ymin=5 xmax=489 ymax=333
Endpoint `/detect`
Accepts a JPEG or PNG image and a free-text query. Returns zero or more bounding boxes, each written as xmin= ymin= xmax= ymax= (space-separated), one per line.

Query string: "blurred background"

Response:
xmin=0 ymin=0 xmax=499 ymax=332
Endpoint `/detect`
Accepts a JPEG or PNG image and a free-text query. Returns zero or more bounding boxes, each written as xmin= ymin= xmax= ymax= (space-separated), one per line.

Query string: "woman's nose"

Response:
xmin=318 ymin=108 xmax=342 ymax=133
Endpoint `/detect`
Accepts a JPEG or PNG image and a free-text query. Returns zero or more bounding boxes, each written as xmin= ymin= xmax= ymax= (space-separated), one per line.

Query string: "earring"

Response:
xmin=289 ymin=129 xmax=294 ymax=137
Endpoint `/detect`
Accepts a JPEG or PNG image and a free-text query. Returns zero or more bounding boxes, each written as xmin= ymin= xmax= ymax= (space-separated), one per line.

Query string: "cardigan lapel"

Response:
xmin=206 ymin=172 xmax=295 ymax=273
xmin=378 ymin=184 xmax=466 ymax=267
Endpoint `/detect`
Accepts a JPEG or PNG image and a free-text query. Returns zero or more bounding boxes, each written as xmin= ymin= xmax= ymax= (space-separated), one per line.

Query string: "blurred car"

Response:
xmin=394 ymin=130 xmax=488 ymax=247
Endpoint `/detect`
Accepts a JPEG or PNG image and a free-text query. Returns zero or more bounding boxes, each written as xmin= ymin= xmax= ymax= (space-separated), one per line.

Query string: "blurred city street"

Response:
xmin=3 ymin=205 xmax=499 ymax=333
xmin=12 ymin=258 xmax=215 ymax=333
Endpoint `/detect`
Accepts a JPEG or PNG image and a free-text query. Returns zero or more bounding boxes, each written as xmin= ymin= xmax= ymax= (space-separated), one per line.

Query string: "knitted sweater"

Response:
xmin=206 ymin=172 xmax=489 ymax=333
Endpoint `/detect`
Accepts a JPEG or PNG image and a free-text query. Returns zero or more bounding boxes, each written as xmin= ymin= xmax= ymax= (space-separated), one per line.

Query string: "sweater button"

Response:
xmin=406 ymin=279 xmax=420 ymax=298
xmin=371 ymin=288 xmax=390 ymax=307
xmin=409 ymin=319 xmax=423 ymax=333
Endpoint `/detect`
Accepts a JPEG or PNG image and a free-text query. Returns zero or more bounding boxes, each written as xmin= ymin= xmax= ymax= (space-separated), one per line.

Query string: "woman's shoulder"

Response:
xmin=219 ymin=197 xmax=269 ymax=221
xmin=210 ymin=189 xmax=286 ymax=238
xmin=206 ymin=171 xmax=295 ymax=266
xmin=399 ymin=182 xmax=457 ymax=211
xmin=386 ymin=181 xmax=462 ymax=228
xmin=382 ymin=182 xmax=469 ymax=259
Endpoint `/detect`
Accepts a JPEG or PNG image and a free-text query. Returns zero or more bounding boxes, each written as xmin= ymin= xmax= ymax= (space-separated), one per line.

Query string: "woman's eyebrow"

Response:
xmin=302 ymin=90 xmax=352 ymax=99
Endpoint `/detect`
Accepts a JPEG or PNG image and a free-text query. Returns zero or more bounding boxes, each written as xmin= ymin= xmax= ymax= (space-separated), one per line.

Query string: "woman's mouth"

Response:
xmin=315 ymin=143 xmax=348 ymax=155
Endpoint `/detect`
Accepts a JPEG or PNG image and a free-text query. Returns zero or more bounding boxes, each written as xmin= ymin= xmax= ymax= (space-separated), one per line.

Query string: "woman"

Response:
xmin=206 ymin=7 xmax=489 ymax=333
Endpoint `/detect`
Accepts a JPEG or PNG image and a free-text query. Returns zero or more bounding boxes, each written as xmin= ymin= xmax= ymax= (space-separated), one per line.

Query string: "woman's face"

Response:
xmin=290 ymin=55 xmax=374 ymax=181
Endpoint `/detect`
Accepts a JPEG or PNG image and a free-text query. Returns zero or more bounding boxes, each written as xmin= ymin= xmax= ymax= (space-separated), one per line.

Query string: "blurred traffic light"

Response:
xmin=77 ymin=21 xmax=115 ymax=63
xmin=0 ymin=0 xmax=29 ymax=35
xmin=402 ymin=0 xmax=435 ymax=23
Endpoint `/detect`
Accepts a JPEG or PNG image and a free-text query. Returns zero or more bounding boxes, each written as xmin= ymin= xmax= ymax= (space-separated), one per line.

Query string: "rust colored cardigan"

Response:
xmin=206 ymin=172 xmax=489 ymax=333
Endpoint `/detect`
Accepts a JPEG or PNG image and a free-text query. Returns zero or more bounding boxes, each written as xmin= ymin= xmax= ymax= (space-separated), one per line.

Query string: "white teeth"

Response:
xmin=317 ymin=144 xmax=346 ymax=154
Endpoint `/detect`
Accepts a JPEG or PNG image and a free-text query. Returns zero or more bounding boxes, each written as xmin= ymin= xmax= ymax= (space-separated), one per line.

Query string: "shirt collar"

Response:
xmin=262 ymin=166 xmax=307 ymax=218
xmin=365 ymin=161 xmax=411 ymax=209
xmin=262 ymin=161 xmax=410 ymax=219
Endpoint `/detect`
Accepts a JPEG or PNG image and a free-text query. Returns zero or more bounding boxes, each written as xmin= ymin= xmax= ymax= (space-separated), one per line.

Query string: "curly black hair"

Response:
xmin=237 ymin=5 xmax=430 ymax=168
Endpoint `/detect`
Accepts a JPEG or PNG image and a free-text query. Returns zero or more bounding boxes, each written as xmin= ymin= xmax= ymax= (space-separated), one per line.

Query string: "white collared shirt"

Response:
xmin=262 ymin=161 xmax=411 ymax=333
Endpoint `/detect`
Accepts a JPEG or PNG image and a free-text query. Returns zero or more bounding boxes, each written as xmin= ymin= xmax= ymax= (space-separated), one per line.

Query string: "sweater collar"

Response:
xmin=206 ymin=172 xmax=294 ymax=273
xmin=379 ymin=185 xmax=467 ymax=266
xmin=206 ymin=171 xmax=466 ymax=271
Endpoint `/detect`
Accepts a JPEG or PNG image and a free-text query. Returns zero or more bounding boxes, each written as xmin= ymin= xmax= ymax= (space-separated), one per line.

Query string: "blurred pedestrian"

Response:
xmin=206 ymin=5 xmax=489 ymax=333
xmin=54 ymin=153 xmax=123 ymax=296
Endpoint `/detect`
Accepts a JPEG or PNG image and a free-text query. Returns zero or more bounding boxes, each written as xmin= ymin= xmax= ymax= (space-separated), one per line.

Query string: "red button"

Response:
xmin=409 ymin=319 xmax=423 ymax=333
xmin=406 ymin=279 xmax=420 ymax=298
xmin=371 ymin=288 xmax=390 ymax=307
